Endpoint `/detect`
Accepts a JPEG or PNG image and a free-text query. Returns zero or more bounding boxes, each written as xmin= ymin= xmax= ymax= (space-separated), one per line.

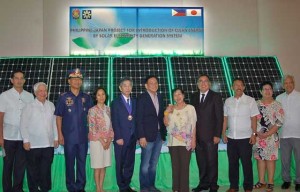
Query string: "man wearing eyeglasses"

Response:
xmin=191 ymin=74 xmax=223 ymax=192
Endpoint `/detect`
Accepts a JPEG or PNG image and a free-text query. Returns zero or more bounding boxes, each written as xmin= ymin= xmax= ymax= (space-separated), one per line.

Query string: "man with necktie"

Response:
xmin=191 ymin=74 xmax=224 ymax=192
xmin=111 ymin=77 xmax=137 ymax=192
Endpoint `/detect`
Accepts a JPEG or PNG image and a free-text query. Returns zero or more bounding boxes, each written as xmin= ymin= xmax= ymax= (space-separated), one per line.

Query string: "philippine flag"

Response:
xmin=172 ymin=9 xmax=186 ymax=16
xmin=186 ymin=9 xmax=202 ymax=16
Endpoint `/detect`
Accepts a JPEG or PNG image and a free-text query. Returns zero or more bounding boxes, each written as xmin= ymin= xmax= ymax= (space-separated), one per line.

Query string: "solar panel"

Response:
xmin=225 ymin=57 xmax=284 ymax=100
xmin=112 ymin=57 xmax=171 ymax=105
xmin=170 ymin=56 xmax=230 ymax=103
xmin=1 ymin=56 xmax=285 ymax=106
xmin=0 ymin=58 xmax=52 ymax=94
xmin=48 ymin=57 xmax=109 ymax=104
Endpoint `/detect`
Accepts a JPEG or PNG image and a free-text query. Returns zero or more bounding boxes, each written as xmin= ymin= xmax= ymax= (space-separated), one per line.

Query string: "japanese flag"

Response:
xmin=186 ymin=9 xmax=202 ymax=16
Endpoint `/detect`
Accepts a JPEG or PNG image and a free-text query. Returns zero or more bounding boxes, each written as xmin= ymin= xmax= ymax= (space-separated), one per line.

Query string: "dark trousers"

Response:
xmin=227 ymin=138 xmax=253 ymax=191
xmin=2 ymin=140 xmax=26 ymax=192
xmin=195 ymin=139 xmax=219 ymax=189
xmin=169 ymin=146 xmax=191 ymax=192
xmin=114 ymin=135 xmax=136 ymax=190
xmin=64 ymin=142 xmax=88 ymax=192
xmin=26 ymin=147 xmax=54 ymax=192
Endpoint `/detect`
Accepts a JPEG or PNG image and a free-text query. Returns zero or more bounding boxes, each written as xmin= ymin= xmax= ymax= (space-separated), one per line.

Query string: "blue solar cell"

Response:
xmin=226 ymin=57 xmax=284 ymax=100
xmin=112 ymin=57 xmax=170 ymax=105
xmin=0 ymin=58 xmax=51 ymax=94
xmin=48 ymin=57 xmax=109 ymax=104
xmin=170 ymin=56 xmax=230 ymax=103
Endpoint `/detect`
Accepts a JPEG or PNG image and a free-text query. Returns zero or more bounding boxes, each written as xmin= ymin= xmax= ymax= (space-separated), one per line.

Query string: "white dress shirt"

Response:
xmin=20 ymin=99 xmax=58 ymax=148
xmin=0 ymin=88 xmax=34 ymax=140
xmin=276 ymin=90 xmax=300 ymax=138
xmin=199 ymin=90 xmax=209 ymax=103
xmin=224 ymin=93 xmax=259 ymax=139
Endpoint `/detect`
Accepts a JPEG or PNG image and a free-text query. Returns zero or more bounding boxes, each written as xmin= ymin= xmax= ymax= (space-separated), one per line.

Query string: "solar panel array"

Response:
xmin=170 ymin=56 xmax=230 ymax=103
xmin=48 ymin=57 xmax=109 ymax=104
xmin=0 ymin=56 xmax=284 ymax=105
xmin=112 ymin=57 xmax=171 ymax=105
xmin=0 ymin=58 xmax=52 ymax=93
xmin=225 ymin=57 xmax=284 ymax=100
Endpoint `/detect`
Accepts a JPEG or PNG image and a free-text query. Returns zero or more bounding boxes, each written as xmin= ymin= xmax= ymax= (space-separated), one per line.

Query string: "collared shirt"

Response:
xmin=147 ymin=90 xmax=160 ymax=129
xmin=121 ymin=94 xmax=130 ymax=106
xmin=0 ymin=88 xmax=34 ymax=140
xmin=54 ymin=91 xmax=93 ymax=144
xmin=276 ymin=90 xmax=300 ymax=138
xmin=199 ymin=90 xmax=209 ymax=103
xmin=147 ymin=90 xmax=159 ymax=114
xmin=20 ymin=99 xmax=58 ymax=148
xmin=224 ymin=93 xmax=259 ymax=139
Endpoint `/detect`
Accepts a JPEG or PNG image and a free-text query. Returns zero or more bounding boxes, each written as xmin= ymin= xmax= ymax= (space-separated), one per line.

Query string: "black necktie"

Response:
xmin=200 ymin=94 xmax=205 ymax=103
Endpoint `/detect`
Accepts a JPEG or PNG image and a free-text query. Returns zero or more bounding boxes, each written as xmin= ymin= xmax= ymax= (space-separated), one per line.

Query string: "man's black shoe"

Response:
xmin=192 ymin=186 xmax=209 ymax=192
xmin=281 ymin=182 xmax=291 ymax=189
xmin=295 ymin=184 xmax=300 ymax=191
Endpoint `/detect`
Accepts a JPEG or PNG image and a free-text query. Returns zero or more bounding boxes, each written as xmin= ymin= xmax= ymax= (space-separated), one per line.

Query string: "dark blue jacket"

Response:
xmin=136 ymin=92 xmax=166 ymax=142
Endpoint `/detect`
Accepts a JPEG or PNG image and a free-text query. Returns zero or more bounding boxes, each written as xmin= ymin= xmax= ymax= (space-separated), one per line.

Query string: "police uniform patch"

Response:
xmin=66 ymin=97 xmax=74 ymax=106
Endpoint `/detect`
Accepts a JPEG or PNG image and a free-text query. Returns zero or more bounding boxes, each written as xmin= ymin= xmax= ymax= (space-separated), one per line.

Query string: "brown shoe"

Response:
xmin=226 ymin=189 xmax=238 ymax=192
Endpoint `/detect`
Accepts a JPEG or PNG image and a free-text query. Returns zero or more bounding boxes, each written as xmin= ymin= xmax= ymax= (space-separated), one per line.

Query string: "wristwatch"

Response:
xmin=252 ymin=132 xmax=257 ymax=136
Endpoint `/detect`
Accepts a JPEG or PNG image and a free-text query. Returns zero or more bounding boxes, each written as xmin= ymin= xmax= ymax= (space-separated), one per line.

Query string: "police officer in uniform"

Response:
xmin=54 ymin=68 xmax=93 ymax=192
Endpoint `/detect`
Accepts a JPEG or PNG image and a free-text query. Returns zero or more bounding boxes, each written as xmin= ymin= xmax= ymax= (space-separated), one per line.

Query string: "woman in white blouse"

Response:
xmin=164 ymin=88 xmax=197 ymax=192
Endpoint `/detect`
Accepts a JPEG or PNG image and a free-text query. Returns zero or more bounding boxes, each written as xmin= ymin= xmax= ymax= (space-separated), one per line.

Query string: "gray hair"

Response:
xmin=33 ymin=82 xmax=47 ymax=93
xmin=119 ymin=77 xmax=133 ymax=87
xmin=282 ymin=74 xmax=295 ymax=84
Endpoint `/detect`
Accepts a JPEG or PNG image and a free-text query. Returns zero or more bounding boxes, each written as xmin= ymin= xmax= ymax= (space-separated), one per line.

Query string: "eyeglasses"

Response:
xmin=198 ymin=80 xmax=209 ymax=84
xmin=262 ymin=88 xmax=273 ymax=91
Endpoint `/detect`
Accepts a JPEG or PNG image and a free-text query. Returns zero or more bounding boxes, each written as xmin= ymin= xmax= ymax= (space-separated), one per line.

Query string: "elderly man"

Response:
xmin=54 ymin=68 xmax=93 ymax=192
xmin=0 ymin=70 xmax=34 ymax=192
xmin=222 ymin=78 xmax=259 ymax=192
xmin=276 ymin=74 xmax=300 ymax=191
xmin=20 ymin=82 xmax=58 ymax=192
xmin=111 ymin=77 xmax=137 ymax=192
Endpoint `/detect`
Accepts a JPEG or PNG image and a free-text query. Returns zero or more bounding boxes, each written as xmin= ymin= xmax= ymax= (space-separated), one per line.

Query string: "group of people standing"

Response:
xmin=0 ymin=69 xmax=299 ymax=192
xmin=221 ymin=75 xmax=300 ymax=192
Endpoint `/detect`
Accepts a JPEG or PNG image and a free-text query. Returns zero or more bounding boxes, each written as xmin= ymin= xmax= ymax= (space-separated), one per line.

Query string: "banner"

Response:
xmin=70 ymin=7 xmax=204 ymax=55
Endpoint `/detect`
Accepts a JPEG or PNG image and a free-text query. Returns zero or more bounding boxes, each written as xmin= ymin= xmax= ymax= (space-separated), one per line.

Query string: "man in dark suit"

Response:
xmin=191 ymin=74 xmax=224 ymax=192
xmin=111 ymin=77 xmax=137 ymax=192
xmin=137 ymin=75 xmax=166 ymax=192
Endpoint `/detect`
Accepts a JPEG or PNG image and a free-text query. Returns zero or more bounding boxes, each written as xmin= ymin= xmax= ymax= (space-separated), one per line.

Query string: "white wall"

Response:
xmin=258 ymin=0 xmax=300 ymax=86
xmin=1 ymin=0 xmax=300 ymax=89
xmin=0 ymin=0 xmax=43 ymax=56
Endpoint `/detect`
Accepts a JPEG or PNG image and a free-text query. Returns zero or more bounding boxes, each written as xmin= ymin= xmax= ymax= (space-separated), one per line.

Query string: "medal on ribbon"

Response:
xmin=122 ymin=96 xmax=133 ymax=121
